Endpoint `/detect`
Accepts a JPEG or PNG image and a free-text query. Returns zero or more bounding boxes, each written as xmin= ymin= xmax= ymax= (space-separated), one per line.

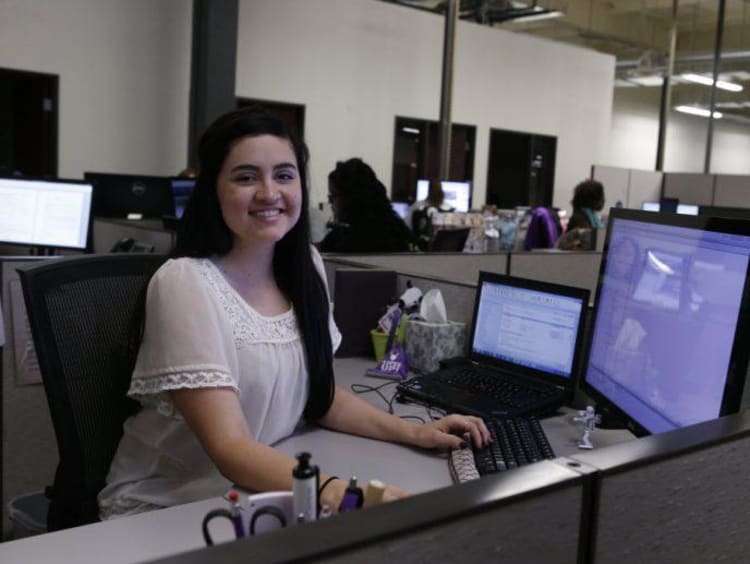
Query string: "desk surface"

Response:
xmin=0 ymin=357 xmax=634 ymax=563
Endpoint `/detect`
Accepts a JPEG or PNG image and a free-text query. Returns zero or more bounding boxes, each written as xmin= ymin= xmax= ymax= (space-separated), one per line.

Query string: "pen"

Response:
xmin=227 ymin=490 xmax=245 ymax=539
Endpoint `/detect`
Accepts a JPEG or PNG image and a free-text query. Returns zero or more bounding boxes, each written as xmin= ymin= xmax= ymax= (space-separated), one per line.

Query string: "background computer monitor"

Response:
xmin=415 ymin=179 xmax=472 ymax=212
xmin=641 ymin=201 xmax=660 ymax=212
xmin=582 ymin=208 xmax=750 ymax=436
xmin=85 ymin=172 xmax=174 ymax=219
xmin=0 ymin=176 xmax=93 ymax=250
xmin=169 ymin=177 xmax=196 ymax=219
xmin=676 ymin=203 xmax=699 ymax=216
xmin=391 ymin=201 xmax=409 ymax=220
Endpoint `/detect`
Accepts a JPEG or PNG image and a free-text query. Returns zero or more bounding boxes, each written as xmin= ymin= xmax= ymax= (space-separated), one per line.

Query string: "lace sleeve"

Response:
xmin=129 ymin=259 xmax=239 ymax=416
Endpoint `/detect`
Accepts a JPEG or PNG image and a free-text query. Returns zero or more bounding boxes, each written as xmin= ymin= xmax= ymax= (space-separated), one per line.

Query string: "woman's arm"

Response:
xmin=318 ymin=385 xmax=490 ymax=449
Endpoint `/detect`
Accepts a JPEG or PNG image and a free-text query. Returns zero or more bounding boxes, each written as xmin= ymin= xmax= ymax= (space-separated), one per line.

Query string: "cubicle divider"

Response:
xmin=146 ymin=410 xmax=750 ymax=564
xmin=570 ymin=410 xmax=750 ymax=563
xmin=323 ymin=253 xmax=509 ymax=286
xmin=1 ymin=257 xmax=58 ymax=538
xmin=591 ymin=165 xmax=662 ymax=209
xmin=151 ymin=460 xmax=590 ymax=564
xmin=508 ymin=251 xmax=603 ymax=302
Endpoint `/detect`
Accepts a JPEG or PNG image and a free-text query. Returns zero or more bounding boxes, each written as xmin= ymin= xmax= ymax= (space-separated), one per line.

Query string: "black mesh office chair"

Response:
xmin=18 ymin=253 xmax=166 ymax=530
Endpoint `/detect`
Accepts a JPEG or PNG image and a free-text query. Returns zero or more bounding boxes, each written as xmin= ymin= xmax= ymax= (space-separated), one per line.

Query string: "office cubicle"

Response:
xmin=1 ymin=257 xmax=58 ymax=537
xmin=571 ymin=410 xmax=750 ymax=564
xmin=150 ymin=460 xmax=589 ymax=564
xmin=713 ymin=174 xmax=750 ymax=208
xmin=508 ymin=251 xmax=602 ymax=302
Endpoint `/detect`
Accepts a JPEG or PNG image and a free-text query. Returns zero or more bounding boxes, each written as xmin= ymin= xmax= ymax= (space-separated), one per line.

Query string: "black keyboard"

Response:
xmin=433 ymin=366 xmax=555 ymax=409
xmin=473 ymin=416 xmax=556 ymax=475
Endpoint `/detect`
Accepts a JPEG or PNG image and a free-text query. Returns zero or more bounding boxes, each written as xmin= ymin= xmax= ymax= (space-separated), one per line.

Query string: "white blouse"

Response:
xmin=98 ymin=248 xmax=340 ymax=519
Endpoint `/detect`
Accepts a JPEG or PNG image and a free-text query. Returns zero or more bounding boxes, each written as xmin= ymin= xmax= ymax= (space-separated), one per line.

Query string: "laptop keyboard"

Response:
xmin=434 ymin=366 xmax=556 ymax=409
xmin=449 ymin=416 xmax=556 ymax=482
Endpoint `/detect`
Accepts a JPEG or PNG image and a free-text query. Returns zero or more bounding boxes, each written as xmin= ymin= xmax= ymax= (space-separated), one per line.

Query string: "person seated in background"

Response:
xmin=407 ymin=178 xmax=455 ymax=250
xmin=98 ymin=109 xmax=489 ymax=519
xmin=318 ymin=158 xmax=419 ymax=252
xmin=567 ymin=179 xmax=606 ymax=230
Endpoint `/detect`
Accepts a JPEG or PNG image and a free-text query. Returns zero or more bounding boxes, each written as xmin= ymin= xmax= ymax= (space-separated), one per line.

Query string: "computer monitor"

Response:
xmin=641 ymin=201 xmax=660 ymax=212
xmin=416 ymin=179 xmax=472 ymax=212
xmin=677 ymin=203 xmax=699 ymax=216
xmin=391 ymin=201 xmax=409 ymax=220
xmin=84 ymin=172 xmax=174 ymax=219
xmin=582 ymin=208 xmax=750 ymax=436
xmin=169 ymin=177 xmax=196 ymax=219
xmin=0 ymin=176 xmax=93 ymax=250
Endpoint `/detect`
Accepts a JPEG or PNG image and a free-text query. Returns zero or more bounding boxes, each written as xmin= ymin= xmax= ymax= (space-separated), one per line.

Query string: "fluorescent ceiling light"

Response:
xmin=675 ymin=105 xmax=723 ymax=119
xmin=401 ymin=127 xmax=420 ymax=134
xmin=681 ymin=73 xmax=743 ymax=92
xmin=508 ymin=10 xmax=564 ymax=23
xmin=627 ymin=75 xmax=665 ymax=87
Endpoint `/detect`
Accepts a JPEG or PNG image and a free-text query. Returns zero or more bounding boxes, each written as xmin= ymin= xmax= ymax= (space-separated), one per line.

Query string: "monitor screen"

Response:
xmin=641 ymin=201 xmax=660 ymax=212
xmin=677 ymin=203 xmax=699 ymax=216
xmin=0 ymin=176 xmax=92 ymax=250
xmin=391 ymin=201 xmax=409 ymax=220
xmin=85 ymin=172 xmax=174 ymax=219
xmin=169 ymin=177 xmax=196 ymax=219
xmin=583 ymin=208 xmax=750 ymax=436
xmin=416 ymin=179 xmax=472 ymax=212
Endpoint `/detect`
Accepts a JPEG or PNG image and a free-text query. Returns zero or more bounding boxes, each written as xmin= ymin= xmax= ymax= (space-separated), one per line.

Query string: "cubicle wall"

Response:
xmin=508 ymin=251 xmax=602 ymax=301
xmin=149 ymin=412 xmax=750 ymax=564
xmin=592 ymin=165 xmax=750 ymax=211
xmin=152 ymin=460 xmax=588 ymax=564
xmin=591 ymin=165 xmax=663 ymax=209
xmin=1 ymin=258 xmax=58 ymax=537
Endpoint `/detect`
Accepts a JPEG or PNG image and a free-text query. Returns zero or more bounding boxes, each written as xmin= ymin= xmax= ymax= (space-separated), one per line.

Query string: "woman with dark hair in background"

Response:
xmin=98 ymin=109 xmax=488 ymax=519
xmin=319 ymin=158 xmax=418 ymax=252
xmin=567 ymin=179 xmax=606 ymax=230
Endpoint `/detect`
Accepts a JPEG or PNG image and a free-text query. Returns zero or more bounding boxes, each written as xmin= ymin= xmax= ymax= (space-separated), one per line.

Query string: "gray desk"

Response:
xmin=0 ymin=357 xmax=635 ymax=563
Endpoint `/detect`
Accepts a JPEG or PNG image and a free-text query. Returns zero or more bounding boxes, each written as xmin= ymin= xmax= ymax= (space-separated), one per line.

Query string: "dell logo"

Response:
xmin=131 ymin=182 xmax=146 ymax=197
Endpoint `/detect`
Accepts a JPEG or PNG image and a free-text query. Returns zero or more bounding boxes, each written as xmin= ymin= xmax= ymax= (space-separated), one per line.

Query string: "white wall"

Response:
xmin=0 ymin=0 xmax=192 ymax=179
xmin=236 ymin=0 xmax=615 ymax=211
xmin=606 ymin=87 xmax=750 ymax=175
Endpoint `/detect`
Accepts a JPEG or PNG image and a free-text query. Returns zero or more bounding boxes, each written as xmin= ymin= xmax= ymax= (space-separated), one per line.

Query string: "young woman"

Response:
xmin=567 ymin=179 xmax=606 ymax=231
xmin=98 ymin=109 xmax=489 ymax=519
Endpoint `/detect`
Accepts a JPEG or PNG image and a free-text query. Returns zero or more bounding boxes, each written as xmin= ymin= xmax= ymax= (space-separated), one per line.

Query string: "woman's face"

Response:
xmin=216 ymin=134 xmax=302 ymax=250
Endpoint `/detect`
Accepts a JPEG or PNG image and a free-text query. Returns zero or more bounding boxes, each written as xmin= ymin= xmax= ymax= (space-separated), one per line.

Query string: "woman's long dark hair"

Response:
xmin=133 ymin=108 xmax=334 ymax=420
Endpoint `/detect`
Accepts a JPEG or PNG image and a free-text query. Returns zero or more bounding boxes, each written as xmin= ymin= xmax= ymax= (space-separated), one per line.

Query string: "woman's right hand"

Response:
xmin=319 ymin=478 xmax=411 ymax=513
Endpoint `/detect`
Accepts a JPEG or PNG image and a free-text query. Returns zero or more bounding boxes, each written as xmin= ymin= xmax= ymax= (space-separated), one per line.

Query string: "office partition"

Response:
xmin=591 ymin=165 xmax=629 ymax=208
xmin=662 ymin=173 xmax=715 ymax=206
xmin=628 ymin=169 xmax=663 ymax=208
xmin=508 ymin=251 xmax=602 ymax=302
xmin=149 ymin=460 xmax=588 ymax=564
xmin=713 ymin=174 xmax=750 ymax=207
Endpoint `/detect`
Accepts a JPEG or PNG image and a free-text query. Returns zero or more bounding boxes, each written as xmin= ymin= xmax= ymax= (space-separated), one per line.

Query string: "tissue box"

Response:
xmin=406 ymin=320 xmax=466 ymax=374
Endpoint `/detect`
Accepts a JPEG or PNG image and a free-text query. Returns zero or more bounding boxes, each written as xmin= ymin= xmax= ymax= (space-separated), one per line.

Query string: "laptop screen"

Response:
xmin=470 ymin=274 xmax=588 ymax=380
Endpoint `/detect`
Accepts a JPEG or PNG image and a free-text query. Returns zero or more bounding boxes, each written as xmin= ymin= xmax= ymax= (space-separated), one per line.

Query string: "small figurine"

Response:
xmin=573 ymin=405 xmax=601 ymax=449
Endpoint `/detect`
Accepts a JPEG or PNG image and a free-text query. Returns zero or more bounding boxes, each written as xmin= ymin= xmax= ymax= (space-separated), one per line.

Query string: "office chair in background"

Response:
xmin=18 ymin=253 xmax=166 ymax=530
xmin=429 ymin=227 xmax=471 ymax=252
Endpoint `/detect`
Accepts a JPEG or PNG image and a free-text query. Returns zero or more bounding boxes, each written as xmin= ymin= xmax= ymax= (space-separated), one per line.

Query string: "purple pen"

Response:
xmin=227 ymin=490 xmax=245 ymax=538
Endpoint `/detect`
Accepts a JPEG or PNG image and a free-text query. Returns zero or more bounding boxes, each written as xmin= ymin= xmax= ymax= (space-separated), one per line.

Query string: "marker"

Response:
xmin=363 ymin=479 xmax=385 ymax=507
xmin=227 ymin=490 xmax=245 ymax=539
xmin=338 ymin=477 xmax=364 ymax=513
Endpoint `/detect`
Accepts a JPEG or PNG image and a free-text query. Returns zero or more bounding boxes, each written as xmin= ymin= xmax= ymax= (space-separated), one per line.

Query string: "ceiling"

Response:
xmin=381 ymin=0 xmax=750 ymax=122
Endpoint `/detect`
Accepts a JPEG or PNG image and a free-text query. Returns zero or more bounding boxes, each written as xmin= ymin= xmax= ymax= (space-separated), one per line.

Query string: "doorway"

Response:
xmin=391 ymin=116 xmax=476 ymax=204
xmin=485 ymin=128 xmax=556 ymax=209
xmin=236 ymin=97 xmax=305 ymax=139
xmin=0 ymin=68 xmax=58 ymax=177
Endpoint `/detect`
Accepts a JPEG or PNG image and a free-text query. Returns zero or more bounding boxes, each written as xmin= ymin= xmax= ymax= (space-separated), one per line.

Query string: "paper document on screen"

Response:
xmin=9 ymin=280 xmax=42 ymax=385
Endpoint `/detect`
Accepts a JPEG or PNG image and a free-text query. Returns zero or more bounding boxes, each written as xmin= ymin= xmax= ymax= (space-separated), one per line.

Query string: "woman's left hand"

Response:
xmin=411 ymin=414 xmax=491 ymax=450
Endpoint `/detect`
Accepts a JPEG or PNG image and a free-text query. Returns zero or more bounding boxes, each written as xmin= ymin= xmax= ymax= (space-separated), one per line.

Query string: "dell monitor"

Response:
xmin=0 ymin=176 xmax=93 ymax=250
xmin=169 ymin=177 xmax=196 ymax=219
xmin=582 ymin=208 xmax=750 ymax=436
xmin=416 ymin=179 xmax=472 ymax=212
xmin=85 ymin=172 xmax=174 ymax=219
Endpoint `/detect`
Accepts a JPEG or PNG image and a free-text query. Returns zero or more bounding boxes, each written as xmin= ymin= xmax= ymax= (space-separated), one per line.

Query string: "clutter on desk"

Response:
xmin=202 ymin=490 xmax=294 ymax=546
xmin=367 ymin=302 xmax=409 ymax=379
xmin=404 ymin=287 xmax=466 ymax=374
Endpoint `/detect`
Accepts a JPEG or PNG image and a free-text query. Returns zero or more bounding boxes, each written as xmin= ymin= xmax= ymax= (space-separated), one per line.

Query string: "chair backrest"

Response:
xmin=429 ymin=227 xmax=470 ymax=252
xmin=18 ymin=253 xmax=166 ymax=530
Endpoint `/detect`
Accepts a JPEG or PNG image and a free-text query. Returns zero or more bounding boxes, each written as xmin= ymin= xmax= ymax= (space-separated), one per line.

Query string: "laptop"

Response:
xmin=397 ymin=271 xmax=590 ymax=418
